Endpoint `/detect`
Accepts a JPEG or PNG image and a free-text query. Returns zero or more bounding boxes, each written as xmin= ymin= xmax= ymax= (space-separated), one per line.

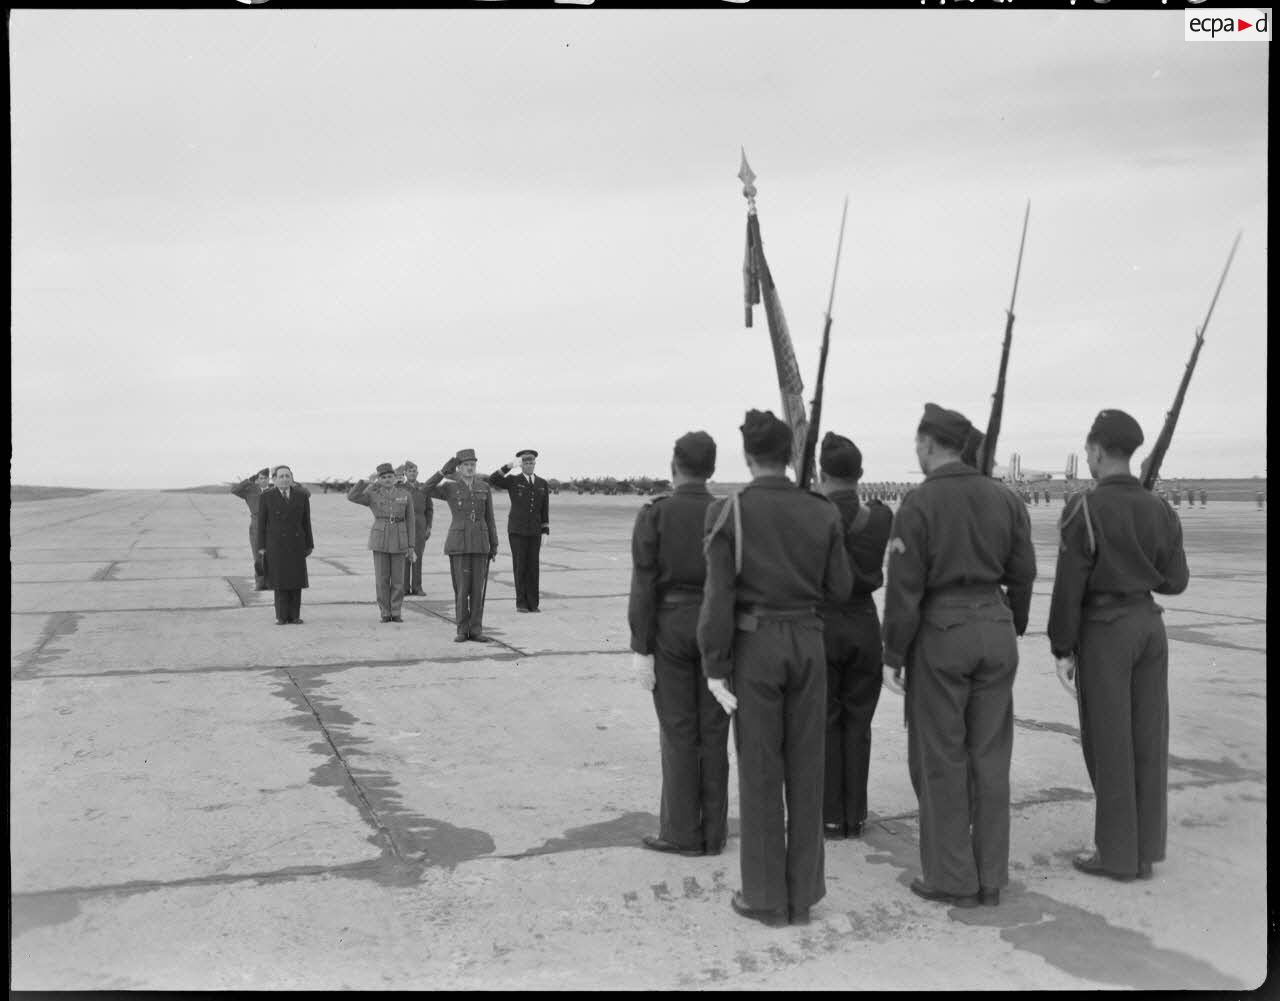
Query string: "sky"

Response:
xmin=9 ymin=8 xmax=1269 ymax=489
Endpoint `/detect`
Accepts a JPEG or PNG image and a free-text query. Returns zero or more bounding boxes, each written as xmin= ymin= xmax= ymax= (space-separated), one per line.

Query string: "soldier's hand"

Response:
xmin=406 ymin=551 xmax=415 ymax=564
xmin=707 ymin=678 xmax=737 ymax=715
xmin=882 ymin=665 xmax=905 ymax=696
xmin=442 ymin=457 xmax=460 ymax=476
xmin=631 ymin=653 xmax=656 ymax=691
xmin=1055 ymin=655 xmax=1078 ymax=698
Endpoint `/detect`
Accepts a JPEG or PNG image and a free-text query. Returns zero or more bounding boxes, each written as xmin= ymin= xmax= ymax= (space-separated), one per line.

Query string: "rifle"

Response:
xmin=1140 ymin=232 xmax=1242 ymax=490
xmin=980 ymin=201 xmax=1031 ymax=477
xmin=797 ymin=197 xmax=850 ymax=491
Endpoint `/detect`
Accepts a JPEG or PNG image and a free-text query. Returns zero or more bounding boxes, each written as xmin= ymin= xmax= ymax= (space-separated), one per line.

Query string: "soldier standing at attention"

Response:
xmin=816 ymin=433 xmax=893 ymax=841
xmin=1047 ymin=410 xmax=1189 ymax=882
xmin=881 ymin=403 xmax=1036 ymax=909
xmin=232 ymin=467 xmax=271 ymax=590
xmin=400 ymin=461 xmax=434 ymax=597
xmin=348 ymin=463 xmax=416 ymax=623
xmin=488 ymin=449 xmax=551 ymax=612
xmin=257 ymin=465 xmax=314 ymax=625
xmin=629 ymin=431 xmax=729 ymax=858
xmin=424 ymin=449 xmax=499 ymax=642
xmin=698 ymin=409 xmax=852 ymax=927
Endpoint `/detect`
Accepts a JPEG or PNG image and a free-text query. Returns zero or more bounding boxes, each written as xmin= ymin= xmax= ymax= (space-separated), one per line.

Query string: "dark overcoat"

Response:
xmin=256 ymin=487 xmax=313 ymax=589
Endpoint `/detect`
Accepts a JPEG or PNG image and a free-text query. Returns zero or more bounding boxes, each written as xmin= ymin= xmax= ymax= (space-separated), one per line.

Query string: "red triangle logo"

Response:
xmin=1238 ymin=18 xmax=1252 ymax=30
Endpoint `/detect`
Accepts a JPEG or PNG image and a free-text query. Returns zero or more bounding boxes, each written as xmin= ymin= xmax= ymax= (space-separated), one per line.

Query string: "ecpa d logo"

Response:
xmin=1185 ymin=8 xmax=1271 ymax=41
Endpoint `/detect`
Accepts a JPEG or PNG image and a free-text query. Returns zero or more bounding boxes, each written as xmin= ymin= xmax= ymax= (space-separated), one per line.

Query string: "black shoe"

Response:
xmin=381 ymin=616 xmax=392 ymax=623
xmin=1072 ymin=853 xmax=1136 ymax=882
xmin=391 ymin=616 xmax=403 ymax=622
xmin=290 ymin=619 xmax=303 ymax=625
xmin=530 ymin=607 xmax=541 ymax=613
xmin=910 ymin=878 xmax=980 ymax=908
xmin=704 ymin=843 xmax=725 ymax=857
xmin=641 ymin=835 xmax=704 ymax=857
xmin=469 ymin=634 xmax=492 ymax=643
xmin=823 ymin=823 xmax=846 ymax=840
xmin=409 ymin=589 xmax=425 ymax=596
xmin=848 ymin=822 xmax=864 ymax=838
xmin=730 ymin=891 xmax=789 ymax=928
xmin=453 ymin=635 xmax=468 ymax=643
xmin=517 ymin=606 xmax=530 ymax=613
xmin=979 ymin=887 xmax=1000 ymax=907
xmin=275 ymin=619 xmax=288 ymax=626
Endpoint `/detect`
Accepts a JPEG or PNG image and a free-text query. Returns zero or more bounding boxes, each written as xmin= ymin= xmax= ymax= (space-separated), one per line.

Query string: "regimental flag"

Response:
xmin=741 ymin=154 xmax=809 ymax=473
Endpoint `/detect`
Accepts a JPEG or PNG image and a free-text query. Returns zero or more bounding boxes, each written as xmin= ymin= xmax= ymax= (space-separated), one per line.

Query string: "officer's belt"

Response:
xmin=659 ymin=589 xmax=703 ymax=606
xmin=819 ymin=592 xmax=877 ymax=615
xmin=1084 ymin=591 xmax=1149 ymax=608
xmin=375 ymin=516 xmax=407 ymax=523
xmin=922 ymin=583 xmax=1002 ymax=604
xmin=735 ymin=604 xmax=817 ymax=630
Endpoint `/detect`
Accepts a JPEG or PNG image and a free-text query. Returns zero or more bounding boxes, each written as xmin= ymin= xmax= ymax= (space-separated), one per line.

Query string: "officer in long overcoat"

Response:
xmin=424 ymin=448 xmax=499 ymax=642
xmin=488 ymin=449 xmax=551 ymax=612
xmin=348 ymin=462 xmax=417 ymax=623
xmin=256 ymin=465 xmax=314 ymax=625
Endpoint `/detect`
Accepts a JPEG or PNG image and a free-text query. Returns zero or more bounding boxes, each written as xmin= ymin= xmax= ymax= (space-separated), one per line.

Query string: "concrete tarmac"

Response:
xmin=9 ymin=490 xmax=1268 ymax=990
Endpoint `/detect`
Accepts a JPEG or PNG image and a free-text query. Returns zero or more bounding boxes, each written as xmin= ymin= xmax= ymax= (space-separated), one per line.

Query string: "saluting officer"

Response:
xmin=698 ymin=410 xmax=853 ymax=927
xmin=881 ymin=403 xmax=1036 ymax=909
xmin=1047 ymin=410 xmax=1189 ymax=882
xmin=488 ymin=449 xmax=551 ymax=612
xmin=629 ymin=431 xmax=729 ymax=858
xmin=424 ymin=449 xmax=500 ymax=642
xmin=232 ymin=467 xmax=271 ymax=590
xmin=400 ymin=461 xmax=434 ymax=597
xmin=348 ymin=462 xmax=416 ymax=623
xmin=816 ymin=432 xmax=893 ymax=841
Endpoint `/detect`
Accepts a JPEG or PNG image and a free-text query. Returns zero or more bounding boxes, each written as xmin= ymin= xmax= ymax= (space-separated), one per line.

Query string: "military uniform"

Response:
xmin=348 ymin=468 xmax=416 ymax=622
xmin=1047 ymin=411 xmax=1189 ymax=879
xmin=256 ymin=484 xmax=313 ymax=624
xmin=882 ymin=404 xmax=1036 ymax=901
xmin=231 ymin=470 xmax=269 ymax=589
xmin=400 ymin=465 xmax=434 ymax=597
xmin=488 ymin=453 xmax=551 ymax=612
xmin=629 ymin=436 xmax=728 ymax=856
xmin=817 ymin=435 xmax=893 ymax=838
xmin=698 ymin=412 xmax=852 ymax=918
xmin=424 ymin=454 xmax=499 ymax=641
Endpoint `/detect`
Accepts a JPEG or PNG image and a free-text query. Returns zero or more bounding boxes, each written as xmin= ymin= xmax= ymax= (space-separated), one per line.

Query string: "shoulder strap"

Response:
xmin=847 ymin=502 xmax=872 ymax=538
xmin=704 ymin=490 xmax=743 ymax=576
xmin=1061 ymin=491 xmax=1097 ymax=558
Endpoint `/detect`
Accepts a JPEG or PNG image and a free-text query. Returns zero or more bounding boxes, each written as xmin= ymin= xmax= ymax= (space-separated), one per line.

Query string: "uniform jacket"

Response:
xmin=821 ymin=490 xmax=893 ymax=612
xmin=696 ymin=476 xmax=853 ymax=680
xmin=256 ymin=487 xmax=313 ymax=590
xmin=628 ymin=483 xmax=716 ymax=655
xmin=1046 ymin=474 xmax=1189 ymax=657
xmin=402 ymin=481 xmax=435 ymax=535
xmin=231 ymin=478 xmax=264 ymax=523
xmin=881 ymin=461 xmax=1036 ymax=669
xmin=487 ymin=468 xmax=551 ymax=536
xmin=347 ymin=480 xmax=416 ymax=553
xmin=423 ymin=471 xmax=499 ymax=556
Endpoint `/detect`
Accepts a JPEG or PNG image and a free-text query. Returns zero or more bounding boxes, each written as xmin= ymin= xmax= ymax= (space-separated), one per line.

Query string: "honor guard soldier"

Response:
xmin=816 ymin=433 xmax=893 ymax=841
xmin=348 ymin=463 xmax=417 ymax=623
xmin=232 ymin=467 xmax=271 ymax=590
xmin=697 ymin=409 xmax=853 ymax=927
xmin=488 ymin=449 xmax=551 ymax=612
xmin=400 ymin=461 xmax=434 ymax=597
xmin=629 ymin=431 xmax=729 ymax=858
xmin=881 ymin=403 xmax=1036 ymax=909
xmin=425 ymin=449 xmax=500 ymax=642
xmin=1047 ymin=409 xmax=1189 ymax=882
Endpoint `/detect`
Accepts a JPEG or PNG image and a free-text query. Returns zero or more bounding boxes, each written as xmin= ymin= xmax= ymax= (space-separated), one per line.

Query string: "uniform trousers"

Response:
xmin=652 ymin=603 xmax=731 ymax=852
xmin=821 ymin=603 xmax=883 ymax=831
xmin=403 ymin=519 xmax=429 ymax=594
xmin=1076 ymin=598 xmax=1169 ymax=876
xmin=450 ymin=554 xmax=490 ymax=638
xmin=250 ymin=526 xmax=265 ymax=590
xmin=732 ymin=615 xmax=827 ymax=913
xmin=905 ymin=594 xmax=1018 ymax=896
xmin=273 ymin=589 xmax=302 ymax=623
xmin=510 ymin=533 xmax=543 ymax=610
xmin=372 ymin=552 xmax=406 ymax=618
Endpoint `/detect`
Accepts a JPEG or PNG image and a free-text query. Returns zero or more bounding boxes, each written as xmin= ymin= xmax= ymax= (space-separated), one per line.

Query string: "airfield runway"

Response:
xmin=9 ymin=489 xmax=1268 ymax=990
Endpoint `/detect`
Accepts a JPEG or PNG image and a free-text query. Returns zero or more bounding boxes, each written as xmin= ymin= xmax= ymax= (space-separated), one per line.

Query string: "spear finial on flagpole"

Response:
xmin=739 ymin=147 xmax=757 ymax=213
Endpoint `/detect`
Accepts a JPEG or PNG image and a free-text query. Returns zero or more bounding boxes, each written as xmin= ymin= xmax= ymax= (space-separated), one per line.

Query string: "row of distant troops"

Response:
xmin=230 ymin=450 xmax=550 ymax=633
xmin=625 ymin=402 xmax=1187 ymax=926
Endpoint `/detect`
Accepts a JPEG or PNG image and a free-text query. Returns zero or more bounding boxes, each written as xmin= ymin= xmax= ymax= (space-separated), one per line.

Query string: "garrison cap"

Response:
xmin=740 ymin=409 xmax=792 ymax=458
xmin=673 ymin=431 xmax=717 ymax=477
xmin=455 ymin=448 xmax=478 ymax=463
xmin=1088 ymin=409 xmax=1144 ymax=453
xmin=256 ymin=467 xmax=270 ymax=478
xmin=917 ymin=403 xmax=972 ymax=450
xmin=820 ymin=432 xmax=863 ymax=480
xmin=960 ymin=427 xmax=985 ymax=468
xmin=516 ymin=449 xmax=538 ymax=460
xmin=376 ymin=462 xmax=395 ymax=476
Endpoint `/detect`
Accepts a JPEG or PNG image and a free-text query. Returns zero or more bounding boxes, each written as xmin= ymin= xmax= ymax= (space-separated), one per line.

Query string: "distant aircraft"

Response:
xmin=990 ymin=453 xmax=1079 ymax=484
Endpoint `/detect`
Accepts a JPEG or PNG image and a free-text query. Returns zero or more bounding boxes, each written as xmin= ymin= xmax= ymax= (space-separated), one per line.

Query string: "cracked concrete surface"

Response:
xmin=9 ymin=490 xmax=1267 ymax=989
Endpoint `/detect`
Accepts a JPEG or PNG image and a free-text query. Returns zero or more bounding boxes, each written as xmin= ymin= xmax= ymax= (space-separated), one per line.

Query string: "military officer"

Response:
xmin=488 ymin=449 xmax=551 ymax=612
xmin=629 ymin=431 xmax=729 ymax=858
xmin=1047 ymin=409 xmax=1189 ymax=882
xmin=881 ymin=403 xmax=1036 ymax=909
xmin=348 ymin=462 xmax=416 ymax=623
xmin=232 ymin=467 xmax=271 ymax=590
xmin=424 ymin=449 xmax=500 ymax=642
xmin=698 ymin=410 xmax=853 ymax=927
xmin=400 ymin=461 xmax=434 ymax=597
xmin=816 ymin=432 xmax=893 ymax=841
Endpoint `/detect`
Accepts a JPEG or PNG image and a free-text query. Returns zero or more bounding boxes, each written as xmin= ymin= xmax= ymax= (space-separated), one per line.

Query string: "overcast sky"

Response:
xmin=10 ymin=9 xmax=1268 ymax=488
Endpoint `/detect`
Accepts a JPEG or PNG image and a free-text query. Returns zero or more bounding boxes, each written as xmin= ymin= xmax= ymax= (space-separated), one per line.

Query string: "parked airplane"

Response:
xmin=991 ymin=453 xmax=1079 ymax=483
